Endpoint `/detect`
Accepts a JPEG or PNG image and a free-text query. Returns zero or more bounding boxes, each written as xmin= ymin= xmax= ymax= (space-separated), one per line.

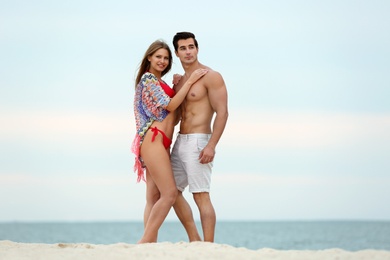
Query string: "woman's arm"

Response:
xmin=166 ymin=68 xmax=208 ymax=111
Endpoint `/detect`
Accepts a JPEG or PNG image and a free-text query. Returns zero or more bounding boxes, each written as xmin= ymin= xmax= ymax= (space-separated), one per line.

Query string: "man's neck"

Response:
xmin=182 ymin=61 xmax=202 ymax=77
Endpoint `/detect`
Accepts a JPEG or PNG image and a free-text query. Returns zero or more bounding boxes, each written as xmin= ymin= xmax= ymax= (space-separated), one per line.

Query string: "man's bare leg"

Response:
xmin=193 ymin=192 xmax=216 ymax=242
xmin=173 ymin=191 xmax=201 ymax=241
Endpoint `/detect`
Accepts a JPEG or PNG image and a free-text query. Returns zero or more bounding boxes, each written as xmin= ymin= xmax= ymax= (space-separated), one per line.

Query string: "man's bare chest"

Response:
xmin=186 ymin=82 xmax=207 ymax=102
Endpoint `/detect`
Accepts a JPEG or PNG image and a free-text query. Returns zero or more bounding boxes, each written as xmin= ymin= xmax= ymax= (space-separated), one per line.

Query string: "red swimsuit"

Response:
xmin=150 ymin=80 xmax=175 ymax=149
xmin=159 ymin=80 xmax=175 ymax=100
xmin=150 ymin=126 xmax=172 ymax=149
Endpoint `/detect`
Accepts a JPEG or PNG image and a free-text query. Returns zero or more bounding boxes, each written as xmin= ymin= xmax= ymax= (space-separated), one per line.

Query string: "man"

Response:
xmin=171 ymin=32 xmax=229 ymax=242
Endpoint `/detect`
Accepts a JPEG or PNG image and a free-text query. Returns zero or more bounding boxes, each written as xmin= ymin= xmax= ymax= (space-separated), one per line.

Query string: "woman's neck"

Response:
xmin=148 ymin=69 xmax=162 ymax=80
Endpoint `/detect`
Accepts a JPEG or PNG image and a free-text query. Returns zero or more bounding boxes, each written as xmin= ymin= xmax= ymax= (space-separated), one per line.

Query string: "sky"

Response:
xmin=1 ymin=0 xmax=389 ymax=222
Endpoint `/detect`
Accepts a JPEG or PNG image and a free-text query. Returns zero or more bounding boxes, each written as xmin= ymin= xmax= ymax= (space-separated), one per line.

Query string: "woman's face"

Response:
xmin=148 ymin=48 xmax=170 ymax=76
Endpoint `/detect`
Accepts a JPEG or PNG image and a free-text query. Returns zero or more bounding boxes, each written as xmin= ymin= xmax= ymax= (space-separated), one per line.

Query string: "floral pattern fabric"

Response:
xmin=132 ymin=72 xmax=171 ymax=182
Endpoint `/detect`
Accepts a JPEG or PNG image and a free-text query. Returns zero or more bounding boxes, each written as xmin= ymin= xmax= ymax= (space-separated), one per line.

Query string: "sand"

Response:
xmin=1 ymin=240 xmax=390 ymax=260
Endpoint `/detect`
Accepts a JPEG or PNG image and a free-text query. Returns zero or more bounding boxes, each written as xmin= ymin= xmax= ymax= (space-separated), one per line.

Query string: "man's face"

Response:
xmin=175 ymin=38 xmax=198 ymax=64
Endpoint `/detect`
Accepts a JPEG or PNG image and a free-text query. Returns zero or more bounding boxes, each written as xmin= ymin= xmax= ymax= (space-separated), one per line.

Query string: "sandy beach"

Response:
xmin=1 ymin=240 xmax=390 ymax=260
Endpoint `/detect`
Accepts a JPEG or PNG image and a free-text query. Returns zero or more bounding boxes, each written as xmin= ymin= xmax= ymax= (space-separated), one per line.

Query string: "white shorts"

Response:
xmin=171 ymin=133 xmax=213 ymax=193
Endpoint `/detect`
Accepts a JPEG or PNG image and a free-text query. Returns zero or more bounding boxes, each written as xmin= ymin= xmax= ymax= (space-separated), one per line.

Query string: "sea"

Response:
xmin=1 ymin=221 xmax=390 ymax=251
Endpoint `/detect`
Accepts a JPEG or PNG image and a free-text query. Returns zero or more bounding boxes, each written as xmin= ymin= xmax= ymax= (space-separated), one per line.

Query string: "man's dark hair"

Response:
xmin=172 ymin=32 xmax=199 ymax=51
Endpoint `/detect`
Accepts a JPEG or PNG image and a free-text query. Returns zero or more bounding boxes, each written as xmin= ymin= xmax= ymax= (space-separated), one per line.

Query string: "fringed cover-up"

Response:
xmin=131 ymin=72 xmax=174 ymax=182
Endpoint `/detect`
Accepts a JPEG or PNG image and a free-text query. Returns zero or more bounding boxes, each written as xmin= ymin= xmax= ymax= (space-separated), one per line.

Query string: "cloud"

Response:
xmin=0 ymin=109 xmax=134 ymax=144
xmin=2 ymin=171 xmax=389 ymax=221
xmin=2 ymin=109 xmax=389 ymax=152
xmin=223 ymin=110 xmax=390 ymax=149
xmin=0 ymin=172 xmax=142 ymax=221
xmin=211 ymin=172 xmax=390 ymax=220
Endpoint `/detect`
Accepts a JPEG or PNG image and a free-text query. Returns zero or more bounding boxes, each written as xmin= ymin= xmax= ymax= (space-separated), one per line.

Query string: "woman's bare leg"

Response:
xmin=138 ymin=133 xmax=177 ymax=243
xmin=143 ymin=169 xmax=160 ymax=228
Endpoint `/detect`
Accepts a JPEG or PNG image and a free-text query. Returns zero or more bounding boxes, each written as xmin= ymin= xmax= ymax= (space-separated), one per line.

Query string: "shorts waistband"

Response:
xmin=177 ymin=133 xmax=211 ymax=139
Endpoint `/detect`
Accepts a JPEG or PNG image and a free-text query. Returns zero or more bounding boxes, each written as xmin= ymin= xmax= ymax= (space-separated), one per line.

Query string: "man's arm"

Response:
xmin=172 ymin=101 xmax=182 ymax=127
xmin=199 ymin=71 xmax=229 ymax=164
xmin=172 ymin=76 xmax=184 ymax=126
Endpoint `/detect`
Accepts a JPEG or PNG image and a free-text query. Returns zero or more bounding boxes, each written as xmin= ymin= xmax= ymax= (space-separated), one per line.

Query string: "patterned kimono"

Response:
xmin=131 ymin=72 xmax=172 ymax=182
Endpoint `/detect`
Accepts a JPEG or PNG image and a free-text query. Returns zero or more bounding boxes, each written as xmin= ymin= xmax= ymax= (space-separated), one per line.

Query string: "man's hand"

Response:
xmin=199 ymin=145 xmax=215 ymax=164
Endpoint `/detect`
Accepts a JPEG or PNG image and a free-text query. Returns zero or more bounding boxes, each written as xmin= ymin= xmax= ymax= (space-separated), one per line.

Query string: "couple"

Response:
xmin=132 ymin=32 xmax=228 ymax=244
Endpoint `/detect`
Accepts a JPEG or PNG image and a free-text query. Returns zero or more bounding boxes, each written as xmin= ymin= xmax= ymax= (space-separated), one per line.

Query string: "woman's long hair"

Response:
xmin=135 ymin=40 xmax=172 ymax=87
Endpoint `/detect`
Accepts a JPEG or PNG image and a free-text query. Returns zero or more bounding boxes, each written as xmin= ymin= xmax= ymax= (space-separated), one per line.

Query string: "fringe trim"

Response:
xmin=131 ymin=134 xmax=145 ymax=182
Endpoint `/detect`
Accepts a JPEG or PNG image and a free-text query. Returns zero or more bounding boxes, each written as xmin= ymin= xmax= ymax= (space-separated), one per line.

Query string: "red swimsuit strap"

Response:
xmin=159 ymin=80 xmax=175 ymax=98
xmin=150 ymin=127 xmax=172 ymax=149
xmin=145 ymin=71 xmax=175 ymax=98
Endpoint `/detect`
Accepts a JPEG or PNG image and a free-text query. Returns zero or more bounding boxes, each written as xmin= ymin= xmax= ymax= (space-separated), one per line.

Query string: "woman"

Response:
xmin=132 ymin=40 xmax=207 ymax=243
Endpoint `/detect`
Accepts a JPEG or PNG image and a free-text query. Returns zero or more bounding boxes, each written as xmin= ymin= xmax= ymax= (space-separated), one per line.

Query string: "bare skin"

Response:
xmin=137 ymin=48 xmax=207 ymax=243
xmin=173 ymin=38 xmax=228 ymax=242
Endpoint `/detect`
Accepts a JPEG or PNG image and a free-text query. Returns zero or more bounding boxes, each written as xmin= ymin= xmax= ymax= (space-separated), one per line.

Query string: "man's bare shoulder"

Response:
xmin=203 ymin=68 xmax=225 ymax=88
xmin=173 ymin=83 xmax=180 ymax=92
xmin=173 ymin=76 xmax=185 ymax=92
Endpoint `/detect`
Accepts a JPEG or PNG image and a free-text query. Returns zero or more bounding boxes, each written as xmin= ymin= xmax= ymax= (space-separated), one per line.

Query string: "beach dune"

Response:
xmin=1 ymin=240 xmax=390 ymax=260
